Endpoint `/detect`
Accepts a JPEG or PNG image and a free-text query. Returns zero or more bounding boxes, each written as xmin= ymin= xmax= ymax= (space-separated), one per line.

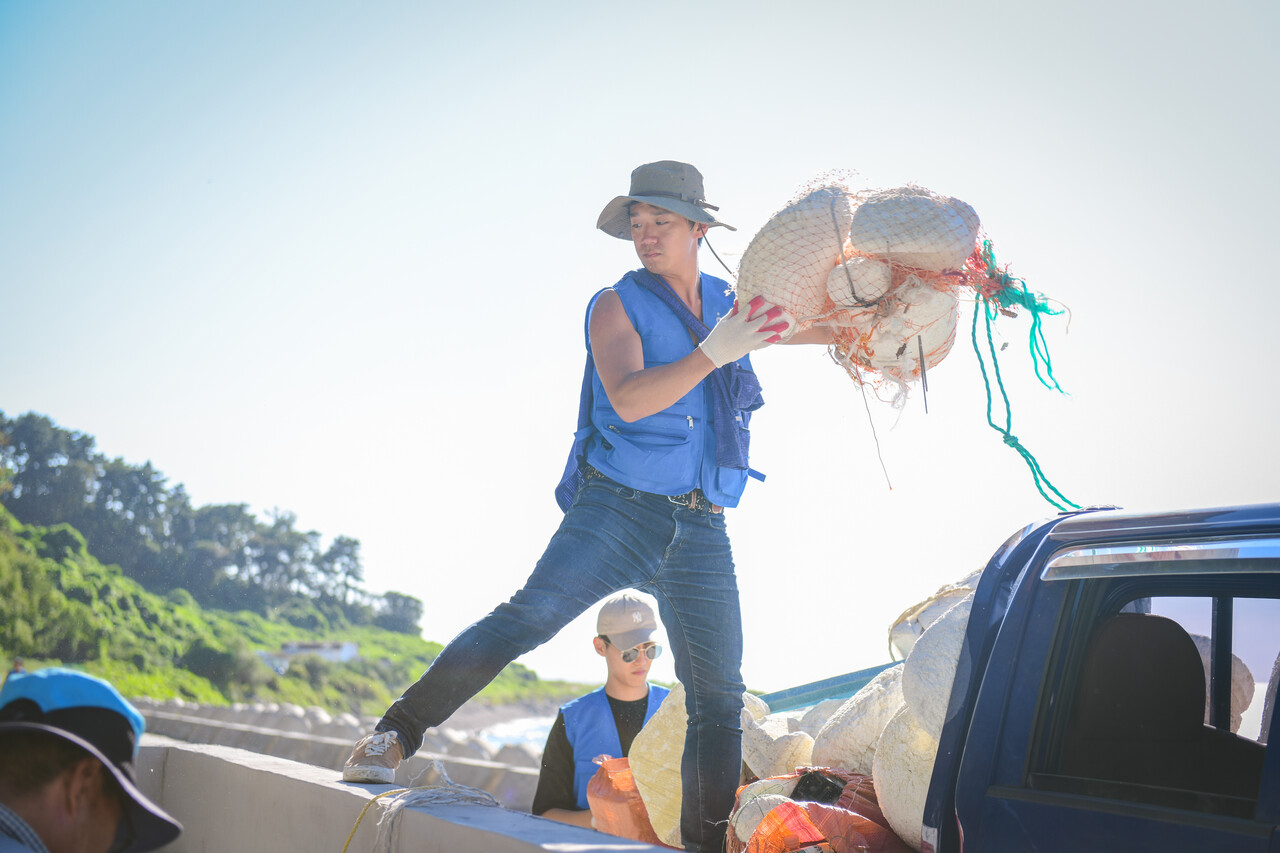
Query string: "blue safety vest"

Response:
xmin=556 ymin=270 xmax=760 ymax=509
xmin=562 ymin=684 xmax=670 ymax=810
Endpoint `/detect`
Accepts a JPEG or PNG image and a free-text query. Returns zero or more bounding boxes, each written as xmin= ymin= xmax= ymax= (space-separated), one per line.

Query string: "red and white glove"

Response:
xmin=698 ymin=296 xmax=793 ymax=368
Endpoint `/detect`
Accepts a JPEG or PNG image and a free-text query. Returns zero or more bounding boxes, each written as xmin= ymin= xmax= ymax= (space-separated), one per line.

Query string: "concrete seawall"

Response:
xmin=137 ymin=735 xmax=667 ymax=853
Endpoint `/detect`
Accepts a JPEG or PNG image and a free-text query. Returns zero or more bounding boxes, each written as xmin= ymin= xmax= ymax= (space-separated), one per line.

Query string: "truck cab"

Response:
xmin=923 ymin=503 xmax=1280 ymax=852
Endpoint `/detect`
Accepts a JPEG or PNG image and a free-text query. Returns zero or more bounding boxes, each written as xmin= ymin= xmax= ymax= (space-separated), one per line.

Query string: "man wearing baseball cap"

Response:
xmin=344 ymin=161 xmax=831 ymax=852
xmin=0 ymin=668 xmax=182 ymax=853
xmin=531 ymin=593 xmax=669 ymax=827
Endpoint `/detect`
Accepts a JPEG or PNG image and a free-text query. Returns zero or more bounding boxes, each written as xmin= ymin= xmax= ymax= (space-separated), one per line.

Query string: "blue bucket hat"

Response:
xmin=0 ymin=668 xmax=182 ymax=852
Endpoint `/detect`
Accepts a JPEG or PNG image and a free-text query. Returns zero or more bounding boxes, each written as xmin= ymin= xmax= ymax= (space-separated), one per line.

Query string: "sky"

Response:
xmin=2 ymin=0 xmax=1278 ymax=694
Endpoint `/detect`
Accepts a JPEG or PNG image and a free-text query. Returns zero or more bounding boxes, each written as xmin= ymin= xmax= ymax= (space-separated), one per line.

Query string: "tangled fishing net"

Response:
xmin=734 ymin=173 xmax=1077 ymax=510
xmin=340 ymin=760 xmax=500 ymax=853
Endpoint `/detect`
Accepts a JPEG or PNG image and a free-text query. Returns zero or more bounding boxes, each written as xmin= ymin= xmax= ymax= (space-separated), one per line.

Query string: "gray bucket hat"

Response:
xmin=597 ymin=160 xmax=736 ymax=240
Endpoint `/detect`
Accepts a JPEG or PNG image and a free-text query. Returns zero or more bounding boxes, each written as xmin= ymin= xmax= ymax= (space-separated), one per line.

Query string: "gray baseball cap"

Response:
xmin=596 ymin=593 xmax=659 ymax=652
xmin=597 ymin=160 xmax=736 ymax=240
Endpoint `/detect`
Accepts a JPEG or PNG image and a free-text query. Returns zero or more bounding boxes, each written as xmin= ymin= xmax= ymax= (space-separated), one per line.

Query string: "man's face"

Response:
xmin=629 ymin=203 xmax=704 ymax=277
xmin=601 ymin=639 xmax=656 ymax=692
xmin=52 ymin=759 xmax=129 ymax=853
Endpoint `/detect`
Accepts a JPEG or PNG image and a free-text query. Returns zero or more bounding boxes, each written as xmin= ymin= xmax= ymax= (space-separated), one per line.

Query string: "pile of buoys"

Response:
xmin=735 ymin=179 xmax=983 ymax=405
xmin=619 ymin=570 xmax=983 ymax=851
xmin=734 ymin=174 xmax=1082 ymax=512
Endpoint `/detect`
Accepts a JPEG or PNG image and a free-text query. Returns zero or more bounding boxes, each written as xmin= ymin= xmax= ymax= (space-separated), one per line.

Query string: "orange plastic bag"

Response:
xmin=731 ymin=770 xmax=913 ymax=853
xmin=747 ymin=801 xmax=827 ymax=853
xmin=586 ymin=756 xmax=675 ymax=848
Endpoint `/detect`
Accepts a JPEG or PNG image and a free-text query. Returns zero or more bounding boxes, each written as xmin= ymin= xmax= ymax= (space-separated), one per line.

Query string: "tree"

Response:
xmin=375 ymin=591 xmax=423 ymax=635
xmin=81 ymin=459 xmax=173 ymax=588
xmin=0 ymin=413 xmax=98 ymax=528
xmin=180 ymin=637 xmax=270 ymax=697
xmin=315 ymin=535 xmax=363 ymax=605
xmin=249 ymin=510 xmax=319 ymax=606
xmin=0 ymin=416 xmax=14 ymax=499
xmin=174 ymin=503 xmax=259 ymax=605
xmin=0 ymin=411 xmax=389 ymax=627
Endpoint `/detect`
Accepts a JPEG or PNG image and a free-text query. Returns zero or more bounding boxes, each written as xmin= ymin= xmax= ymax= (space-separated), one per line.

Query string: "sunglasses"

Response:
xmin=601 ymin=637 xmax=663 ymax=663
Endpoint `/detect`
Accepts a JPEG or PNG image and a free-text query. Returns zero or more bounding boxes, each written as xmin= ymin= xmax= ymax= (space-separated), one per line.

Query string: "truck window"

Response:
xmin=1148 ymin=595 xmax=1280 ymax=743
xmin=1031 ymin=588 xmax=1277 ymax=819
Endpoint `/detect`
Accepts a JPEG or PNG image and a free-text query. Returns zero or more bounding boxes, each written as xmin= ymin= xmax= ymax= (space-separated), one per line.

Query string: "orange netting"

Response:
xmin=586 ymin=756 xmax=678 ymax=848
xmin=732 ymin=177 xmax=1029 ymax=406
xmin=727 ymin=770 xmax=913 ymax=853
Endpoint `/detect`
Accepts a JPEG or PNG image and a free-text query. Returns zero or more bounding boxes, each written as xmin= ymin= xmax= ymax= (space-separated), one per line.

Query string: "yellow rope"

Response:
xmin=340 ymin=760 xmax=501 ymax=851
xmin=341 ymin=787 xmax=412 ymax=853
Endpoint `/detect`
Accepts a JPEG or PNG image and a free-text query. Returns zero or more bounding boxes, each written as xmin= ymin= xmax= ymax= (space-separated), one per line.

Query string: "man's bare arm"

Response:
xmin=589 ymin=290 xmax=714 ymax=423
xmin=538 ymin=807 xmax=596 ymax=829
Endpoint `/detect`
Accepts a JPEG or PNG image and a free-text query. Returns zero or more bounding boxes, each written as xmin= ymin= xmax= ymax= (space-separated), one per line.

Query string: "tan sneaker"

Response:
xmin=342 ymin=731 xmax=403 ymax=783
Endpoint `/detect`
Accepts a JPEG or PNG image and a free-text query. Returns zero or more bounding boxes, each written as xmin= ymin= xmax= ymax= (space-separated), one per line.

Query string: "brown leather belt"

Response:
xmin=584 ymin=466 xmax=723 ymax=514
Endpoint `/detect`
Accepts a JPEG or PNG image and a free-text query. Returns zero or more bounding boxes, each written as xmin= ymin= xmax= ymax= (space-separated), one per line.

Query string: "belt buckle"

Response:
xmin=669 ymin=490 xmax=708 ymax=511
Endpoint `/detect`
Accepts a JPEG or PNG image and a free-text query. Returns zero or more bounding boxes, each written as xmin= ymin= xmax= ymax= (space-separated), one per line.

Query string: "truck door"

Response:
xmin=955 ymin=533 xmax=1280 ymax=852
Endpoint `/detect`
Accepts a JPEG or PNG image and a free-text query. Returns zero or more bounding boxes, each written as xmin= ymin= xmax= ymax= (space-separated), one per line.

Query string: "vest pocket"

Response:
xmin=594 ymin=413 xmax=698 ymax=492
xmin=614 ymin=413 xmax=692 ymax=447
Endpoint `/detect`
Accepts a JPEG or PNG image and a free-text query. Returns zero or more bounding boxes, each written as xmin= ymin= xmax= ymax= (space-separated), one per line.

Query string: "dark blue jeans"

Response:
xmin=378 ymin=474 xmax=745 ymax=853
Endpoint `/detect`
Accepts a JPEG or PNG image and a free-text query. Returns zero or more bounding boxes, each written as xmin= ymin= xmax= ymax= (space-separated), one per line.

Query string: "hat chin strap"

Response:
xmin=702 ymin=233 xmax=736 ymax=280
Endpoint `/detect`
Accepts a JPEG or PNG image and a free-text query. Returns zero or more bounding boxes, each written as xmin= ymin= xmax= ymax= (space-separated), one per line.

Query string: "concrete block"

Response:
xmin=142 ymin=738 xmax=668 ymax=853
xmin=494 ymin=742 xmax=541 ymax=769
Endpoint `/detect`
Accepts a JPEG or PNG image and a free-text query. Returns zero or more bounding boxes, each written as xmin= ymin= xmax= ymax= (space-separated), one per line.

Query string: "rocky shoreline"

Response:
xmin=135 ymin=693 xmax=570 ymax=742
xmin=443 ymin=695 xmax=566 ymax=734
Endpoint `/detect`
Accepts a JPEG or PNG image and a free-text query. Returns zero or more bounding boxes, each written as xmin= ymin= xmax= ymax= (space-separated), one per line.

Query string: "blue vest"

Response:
xmin=580 ymin=272 xmax=754 ymax=507
xmin=562 ymin=684 xmax=670 ymax=810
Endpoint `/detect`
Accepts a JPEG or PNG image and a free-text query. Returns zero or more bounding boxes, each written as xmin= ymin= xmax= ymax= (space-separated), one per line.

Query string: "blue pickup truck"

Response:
xmin=920 ymin=503 xmax=1280 ymax=852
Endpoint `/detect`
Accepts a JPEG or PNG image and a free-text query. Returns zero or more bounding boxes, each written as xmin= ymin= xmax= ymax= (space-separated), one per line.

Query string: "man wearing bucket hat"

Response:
xmin=0 ymin=668 xmax=182 ymax=853
xmin=532 ymin=593 xmax=670 ymax=828
xmin=345 ymin=161 xmax=827 ymax=852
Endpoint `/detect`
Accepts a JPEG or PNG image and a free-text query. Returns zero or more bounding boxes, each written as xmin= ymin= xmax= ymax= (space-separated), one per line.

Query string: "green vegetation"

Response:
xmin=0 ymin=411 xmax=590 ymax=716
xmin=0 ymin=502 xmax=586 ymax=714
xmin=0 ymin=411 xmax=417 ymax=634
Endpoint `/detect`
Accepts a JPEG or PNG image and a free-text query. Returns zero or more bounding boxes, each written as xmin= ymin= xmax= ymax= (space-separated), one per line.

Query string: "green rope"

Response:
xmin=979 ymin=240 xmax=1066 ymax=393
xmin=971 ymin=295 xmax=1080 ymax=512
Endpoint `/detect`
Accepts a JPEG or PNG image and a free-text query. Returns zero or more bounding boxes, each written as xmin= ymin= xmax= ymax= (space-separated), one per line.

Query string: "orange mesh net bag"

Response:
xmin=585 ymin=756 xmax=675 ymax=848
xmin=732 ymin=173 xmax=1079 ymax=511
xmin=726 ymin=770 xmax=913 ymax=853
xmin=735 ymin=176 xmax=978 ymax=404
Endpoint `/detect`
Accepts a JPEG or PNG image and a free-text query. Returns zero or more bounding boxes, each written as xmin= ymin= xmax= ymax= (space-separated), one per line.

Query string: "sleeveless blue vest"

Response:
xmin=562 ymin=683 xmax=670 ymax=810
xmin=576 ymin=271 xmax=755 ymax=507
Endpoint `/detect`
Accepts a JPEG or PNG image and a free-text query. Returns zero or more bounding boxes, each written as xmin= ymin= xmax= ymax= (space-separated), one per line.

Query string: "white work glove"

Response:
xmin=698 ymin=296 xmax=794 ymax=368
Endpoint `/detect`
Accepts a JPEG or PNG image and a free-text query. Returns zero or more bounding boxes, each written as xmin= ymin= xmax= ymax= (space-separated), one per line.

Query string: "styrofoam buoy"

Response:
xmin=811 ymin=664 xmax=905 ymax=775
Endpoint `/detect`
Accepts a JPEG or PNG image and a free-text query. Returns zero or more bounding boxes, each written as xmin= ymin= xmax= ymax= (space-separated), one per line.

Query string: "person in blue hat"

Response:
xmin=0 ymin=668 xmax=182 ymax=853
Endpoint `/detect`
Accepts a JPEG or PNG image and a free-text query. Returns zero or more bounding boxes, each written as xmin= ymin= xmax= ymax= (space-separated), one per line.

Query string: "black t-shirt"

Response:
xmin=530 ymin=692 xmax=650 ymax=816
